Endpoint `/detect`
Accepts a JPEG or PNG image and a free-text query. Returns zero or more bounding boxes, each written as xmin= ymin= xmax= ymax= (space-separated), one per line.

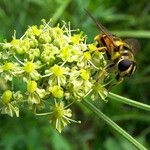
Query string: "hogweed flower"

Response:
xmin=0 ymin=62 xmax=21 ymax=81
xmin=49 ymin=101 xmax=81 ymax=133
xmin=0 ymin=19 xmax=111 ymax=132
xmin=49 ymin=85 xmax=64 ymax=98
xmin=44 ymin=64 xmax=69 ymax=86
xmin=27 ymin=80 xmax=46 ymax=105
xmin=0 ymin=90 xmax=20 ymax=117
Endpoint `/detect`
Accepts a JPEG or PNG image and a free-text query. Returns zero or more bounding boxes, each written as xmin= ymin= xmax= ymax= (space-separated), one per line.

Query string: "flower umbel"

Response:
xmin=0 ymin=19 xmax=110 ymax=132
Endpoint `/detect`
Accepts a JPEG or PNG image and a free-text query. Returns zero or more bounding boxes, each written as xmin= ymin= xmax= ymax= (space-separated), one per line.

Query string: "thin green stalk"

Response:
xmin=111 ymin=30 xmax=150 ymax=38
xmin=52 ymin=0 xmax=71 ymax=25
xmin=82 ymin=99 xmax=147 ymax=150
xmin=111 ymin=114 xmax=150 ymax=123
xmin=108 ymin=92 xmax=150 ymax=111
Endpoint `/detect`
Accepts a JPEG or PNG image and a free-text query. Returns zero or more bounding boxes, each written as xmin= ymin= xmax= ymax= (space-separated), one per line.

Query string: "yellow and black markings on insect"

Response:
xmin=85 ymin=10 xmax=137 ymax=86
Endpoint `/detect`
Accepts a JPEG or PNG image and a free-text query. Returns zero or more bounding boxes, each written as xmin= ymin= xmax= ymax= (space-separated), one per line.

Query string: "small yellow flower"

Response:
xmin=91 ymin=83 xmax=108 ymax=101
xmin=70 ymin=34 xmax=83 ymax=44
xmin=1 ymin=90 xmax=13 ymax=104
xmin=50 ymin=85 xmax=64 ymax=98
xmin=27 ymin=80 xmax=37 ymax=93
xmin=31 ymin=26 xmax=41 ymax=36
xmin=50 ymin=65 xmax=65 ymax=77
xmin=2 ymin=62 xmax=14 ymax=71
xmin=80 ymin=69 xmax=90 ymax=80
xmin=1 ymin=90 xmax=20 ymax=117
xmin=26 ymin=80 xmax=46 ymax=104
xmin=88 ymin=43 xmax=97 ymax=51
xmin=83 ymin=52 xmax=91 ymax=60
xmin=24 ymin=62 xmax=36 ymax=73
xmin=45 ymin=64 xmax=69 ymax=86
xmin=11 ymin=39 xmax=20 ymax=45
xmin=50 ymin=101 xmax=80 ymax=133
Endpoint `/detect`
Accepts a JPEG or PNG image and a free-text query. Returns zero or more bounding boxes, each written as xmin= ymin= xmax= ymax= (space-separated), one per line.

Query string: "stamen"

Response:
xmin=84 ymin=89 xmax=93 ymax=98
xmin=65 ymin=100 xmax=76 ymax=109
xmin=42 ymin=73 xmax=53 ymax=78
xmin=14 ymin=55 xmax=24 ymax=65
xmin=36 ymin=112 xmax=52 ymax=116
xmin=60 ymin=60 xmax=67 ymax=67
xmin=56 ymin=119 xmax=59 ymax=129
xmin=57 ymin=77 xmax=60 ymax=87
xmin=63 ymin=116 xmax=81 ymax=124
xmin=88 ymin=60 xmax=99 ymax=69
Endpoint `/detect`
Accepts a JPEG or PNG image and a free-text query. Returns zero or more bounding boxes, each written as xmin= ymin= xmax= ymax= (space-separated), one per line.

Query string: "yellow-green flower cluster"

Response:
xmin=0 ymin=19 xmax=109 ymax=132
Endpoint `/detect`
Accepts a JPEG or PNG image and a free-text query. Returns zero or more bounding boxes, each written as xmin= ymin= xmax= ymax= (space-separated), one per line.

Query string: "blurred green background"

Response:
xmin=0 ymin=0 xmax=150 ymax=149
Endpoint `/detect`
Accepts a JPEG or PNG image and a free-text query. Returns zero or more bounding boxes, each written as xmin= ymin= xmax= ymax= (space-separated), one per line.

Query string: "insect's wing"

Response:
xmin=84 ymin=9 xmax=117 ymax=47
xmin=124 ymin=38 xmax=140 ymax=54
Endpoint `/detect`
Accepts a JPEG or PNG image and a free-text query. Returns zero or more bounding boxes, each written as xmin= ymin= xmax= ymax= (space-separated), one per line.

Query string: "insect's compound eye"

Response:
xmin=118 ymin=60 xmax=132 ymax=71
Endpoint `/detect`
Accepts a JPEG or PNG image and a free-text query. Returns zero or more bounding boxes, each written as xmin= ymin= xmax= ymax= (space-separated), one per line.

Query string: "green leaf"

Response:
xmin=50 ymin=127 xmax=71 ymax=150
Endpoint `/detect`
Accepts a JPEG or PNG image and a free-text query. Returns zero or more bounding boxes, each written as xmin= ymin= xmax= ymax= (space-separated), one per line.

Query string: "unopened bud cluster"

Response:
xmin=0 ymin=19 xmax=109 ymax=132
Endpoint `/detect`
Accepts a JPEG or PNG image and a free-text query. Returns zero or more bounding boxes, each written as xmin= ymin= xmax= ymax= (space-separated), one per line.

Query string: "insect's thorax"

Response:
xmin=95 ymin=34 xmax=134 ymax=63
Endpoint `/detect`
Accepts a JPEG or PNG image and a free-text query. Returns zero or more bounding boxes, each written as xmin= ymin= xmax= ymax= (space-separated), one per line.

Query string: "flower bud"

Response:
xmin=3 ymin=62 xmax=14 ymax=71
xmin=27 ymin=81 xmax=37 ymax=93
xmin=24 ymin=62 xmax=36 ymax=73
xmin=51 ymin=65 xmax=65 ymax=77
xmin=50 ymin=85 xmax=64 ymax=98
xmin=39 ymin=33 xmax=52 ymax=44
xmin=17 ymin=48 xmax=25 ymax=54
xmin=2 ymin=90 xmax=13 ymax=104
xmin=29 ymin=37 xmax=38 ymax=48
xmin=83 ymin=52 xmax=91 ymax=60
xmin=80 ymin=69 xmax=89 ymax=80
xmin=27 ymin=48 xmax=40 ymax=60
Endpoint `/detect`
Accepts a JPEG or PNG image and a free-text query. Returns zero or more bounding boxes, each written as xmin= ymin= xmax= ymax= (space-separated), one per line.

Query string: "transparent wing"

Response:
xmin=124 ymin=38 xmax=140 ymax=54
xmin=84 ymin=9 xmax=117 ymax=47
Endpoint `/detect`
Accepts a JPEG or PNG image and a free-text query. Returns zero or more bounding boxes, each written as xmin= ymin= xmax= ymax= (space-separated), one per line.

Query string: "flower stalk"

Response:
xmin=108 ymin=92 xmax=150 ymax=111
xmin=81 ymin=99 xmax=147 ymax=150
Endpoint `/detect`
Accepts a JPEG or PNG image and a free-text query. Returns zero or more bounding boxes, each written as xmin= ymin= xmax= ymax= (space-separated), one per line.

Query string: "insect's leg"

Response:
xmin=84 ymin=46 xmax=107 ymax=54
xmin=96 ymin=68 xmax=108 ymax=82
xmin=94 ymin=46 xmax=107 ymax=52
xmin=115 ymin=73 xmax=124 ymax=85
xmin=105 ymin=63 xmax=115 ymax=69
xmin=96 ymin=63 xmax=115 ymax=82
xmin=91 ymin=46 xmax=107 ymax=56
xmin=106 ymin=73 xmax=124 ymax=90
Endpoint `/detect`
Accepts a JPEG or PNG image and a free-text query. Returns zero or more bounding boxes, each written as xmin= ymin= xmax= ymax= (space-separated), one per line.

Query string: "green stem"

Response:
xmin=111 ymin=30 xmax=150 ymax=38
xmin=82 ymin=99 xmax=147 ymax=150
xmin=108 ymin=92 xmax=150 ymax=111
xmin=111 ymin=114 xmax=150 ymax=123
xmin=52 ymin=0 xmax=71 ymax=25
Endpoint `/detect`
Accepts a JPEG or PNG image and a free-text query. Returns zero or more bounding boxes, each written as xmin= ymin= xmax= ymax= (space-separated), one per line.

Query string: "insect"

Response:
xmin=85 ymin=10 xmax=137 ymax=85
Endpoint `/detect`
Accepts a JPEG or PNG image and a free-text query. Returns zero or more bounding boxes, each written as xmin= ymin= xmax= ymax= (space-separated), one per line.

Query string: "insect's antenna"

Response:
xmin=84 ymin=9 xmax=116 ymax=47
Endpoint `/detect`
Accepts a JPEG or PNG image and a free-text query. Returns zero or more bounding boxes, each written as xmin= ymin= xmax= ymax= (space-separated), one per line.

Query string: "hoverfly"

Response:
xmin=85 ymin=10 xmax=137 ymax=85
